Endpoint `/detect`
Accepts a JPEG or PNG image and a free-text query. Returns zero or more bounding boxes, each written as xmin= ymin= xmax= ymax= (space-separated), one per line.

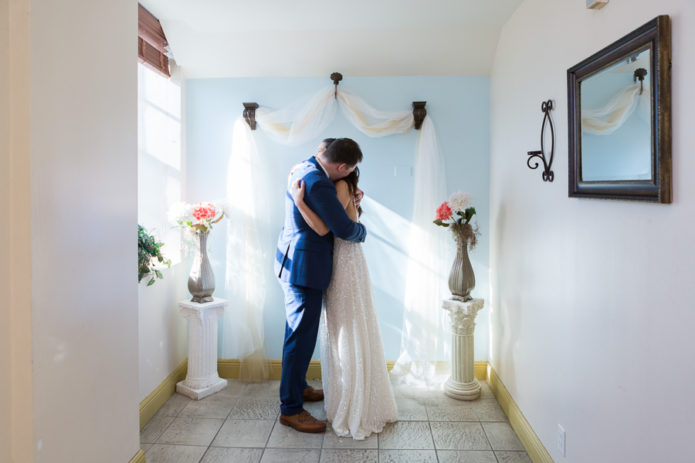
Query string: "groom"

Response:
xmin=275 ymin=138 xmax=367 ymax=433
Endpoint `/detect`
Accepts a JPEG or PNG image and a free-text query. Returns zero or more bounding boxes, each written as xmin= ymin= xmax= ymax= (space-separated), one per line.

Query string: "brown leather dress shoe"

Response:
xmin=279 ymin=410 xmax=326 ymax=433
xmin=303 ymin=386 xmax=324 ymax=402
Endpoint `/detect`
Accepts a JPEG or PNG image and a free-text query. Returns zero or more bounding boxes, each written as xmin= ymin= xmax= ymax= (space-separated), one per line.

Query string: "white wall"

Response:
xmin=137 ymin=64 xmax=189 ymax=401
xmin=138 ymin=266 xmax=188 ymax=400
xmin=1 ymin=0 xmax=12 ymax=459
xmin=1 ymin=0 xmax=34 ymax=460
xmin=29 ymin=0 xmax=140 ymax=461
xmin=489 ymin=1 xmax=695 ymax=462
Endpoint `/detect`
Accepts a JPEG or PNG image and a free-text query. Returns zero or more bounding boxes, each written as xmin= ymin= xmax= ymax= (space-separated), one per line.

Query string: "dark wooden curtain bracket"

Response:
xmin=330 ymin=72 xmax=343 ymax=99
xmin=243 ymin=103 xmax=259 ymax=130
xmin=412 ymin=102 xmax=427 ymax=130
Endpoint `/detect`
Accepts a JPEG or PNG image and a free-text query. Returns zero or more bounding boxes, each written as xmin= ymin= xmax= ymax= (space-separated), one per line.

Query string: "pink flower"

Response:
xmin=435 ymin=201 xmax=452 ymax=221
xmin=192 ymin=203 xmax=216 ymax=221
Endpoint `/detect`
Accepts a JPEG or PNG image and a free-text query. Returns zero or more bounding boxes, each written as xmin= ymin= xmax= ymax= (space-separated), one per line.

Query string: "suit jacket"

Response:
xmin=275 ymin=156 xmax=367 ymax=290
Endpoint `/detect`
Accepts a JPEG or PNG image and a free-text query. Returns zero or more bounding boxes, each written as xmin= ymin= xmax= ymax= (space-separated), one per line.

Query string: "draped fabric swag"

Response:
xmin=224 ymin=85 xmax=450 ymax=385
xmin=582 ymin=83 xmax=650 ymax=135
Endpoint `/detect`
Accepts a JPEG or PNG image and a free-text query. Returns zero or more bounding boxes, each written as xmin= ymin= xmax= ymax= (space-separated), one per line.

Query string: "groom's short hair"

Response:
xmin=323 ymin=138 xmax=363 ymax=166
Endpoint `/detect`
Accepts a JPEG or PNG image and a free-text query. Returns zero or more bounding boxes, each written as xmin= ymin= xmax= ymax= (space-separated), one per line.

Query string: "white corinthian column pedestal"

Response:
xmin=176 ymin=299 xmax=228 ymax=400
xmin=442 ymin=298 xmax=485 ymax=400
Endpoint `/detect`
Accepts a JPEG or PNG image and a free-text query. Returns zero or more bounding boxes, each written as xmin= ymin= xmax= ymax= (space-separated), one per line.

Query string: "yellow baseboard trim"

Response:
xmin=487 ymin=365 xmax=554 ymax=463
xmin=217 ymin=359 xmax=322 ymax=381
xmin=217 ymin=359 xmax=488 ymax=381
xmin=474 ymin=361 xmax=487 ymax=381
xmin=139 ymin=359 xmax=187 ymax=430
xmin=129 ymin=449 xmax=146 ymax=463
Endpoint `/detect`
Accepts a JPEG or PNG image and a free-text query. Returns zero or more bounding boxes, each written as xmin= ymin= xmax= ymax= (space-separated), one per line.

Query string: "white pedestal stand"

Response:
xmin=176 ymin=298 xmax=228 ymax=400
xmin=442 ymin=298 xmax=484 ymax=400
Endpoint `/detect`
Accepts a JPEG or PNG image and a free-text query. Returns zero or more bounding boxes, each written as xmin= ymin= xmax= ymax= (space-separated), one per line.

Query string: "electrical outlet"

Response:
xmin=557 ymin=424 xmax=566 ymax=457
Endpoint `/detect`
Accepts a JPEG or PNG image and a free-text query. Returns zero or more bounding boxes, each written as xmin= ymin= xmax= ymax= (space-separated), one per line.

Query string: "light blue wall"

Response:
xmin=185 ymin=76 xmax=490 ymax=361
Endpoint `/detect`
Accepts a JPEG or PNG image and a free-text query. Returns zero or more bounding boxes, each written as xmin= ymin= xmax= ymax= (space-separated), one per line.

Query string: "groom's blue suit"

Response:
xmin=275 ymin=156 xmax=366 ymax=416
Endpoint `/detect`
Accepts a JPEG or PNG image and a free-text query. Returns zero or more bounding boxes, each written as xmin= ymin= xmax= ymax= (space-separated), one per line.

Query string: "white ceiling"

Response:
xmin=140 ymin=0 xmax=524 ymax=78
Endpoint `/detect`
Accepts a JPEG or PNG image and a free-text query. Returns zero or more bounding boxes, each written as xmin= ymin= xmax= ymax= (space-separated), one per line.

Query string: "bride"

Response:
xmin=290 ymin=139 xmax=398 ymax=440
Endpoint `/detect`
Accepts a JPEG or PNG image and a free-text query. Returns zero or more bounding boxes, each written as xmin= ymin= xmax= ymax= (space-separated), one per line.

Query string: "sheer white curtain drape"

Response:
xmin=223 ymin=119 xmax=272 ymax=381
xmin=390 ymin=116 xmax=450 ymax=386
xmin=582 ymin=84 xmax=650 ymax=135
xmin=224 ymin=85 xmax=449 ymax=384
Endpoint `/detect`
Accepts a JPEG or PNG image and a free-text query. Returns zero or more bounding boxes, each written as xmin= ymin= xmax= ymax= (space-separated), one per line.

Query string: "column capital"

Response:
xmin=442 ymin=298 xmax=484 ymax=334
xmin=179 ymin=298 xmax=227 ymax=321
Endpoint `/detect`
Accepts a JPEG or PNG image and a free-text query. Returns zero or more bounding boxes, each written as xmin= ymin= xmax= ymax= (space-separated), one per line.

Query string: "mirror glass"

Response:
xmin=580 ymin=47 xmax=652 ymax=182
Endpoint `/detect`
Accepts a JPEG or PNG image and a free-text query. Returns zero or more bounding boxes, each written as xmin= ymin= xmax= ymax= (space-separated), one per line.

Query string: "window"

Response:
xmin=138 ymin=63 xmax=182 ymax=264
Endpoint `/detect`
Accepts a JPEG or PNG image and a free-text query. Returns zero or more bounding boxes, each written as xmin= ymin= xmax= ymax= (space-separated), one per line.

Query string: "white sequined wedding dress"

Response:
xmin=320 ymin=236 xmax=398 ymax=440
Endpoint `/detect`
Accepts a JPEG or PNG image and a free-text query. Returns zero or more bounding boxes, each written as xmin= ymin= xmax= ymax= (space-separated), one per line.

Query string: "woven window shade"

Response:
xmin=138 ymin=4 xmax=170 ymax=78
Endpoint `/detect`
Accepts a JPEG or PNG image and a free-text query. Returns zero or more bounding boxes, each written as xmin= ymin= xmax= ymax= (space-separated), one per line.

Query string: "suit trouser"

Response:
xmin=279 ymin=280 xmax=323 ymax=416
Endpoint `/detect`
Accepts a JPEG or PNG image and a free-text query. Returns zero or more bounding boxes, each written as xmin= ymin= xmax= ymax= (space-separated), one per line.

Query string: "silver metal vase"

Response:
xmin=448 ymin=224 xmax=475 ymax=301
xmin=188 ymin=231 xmax=215 ymax=303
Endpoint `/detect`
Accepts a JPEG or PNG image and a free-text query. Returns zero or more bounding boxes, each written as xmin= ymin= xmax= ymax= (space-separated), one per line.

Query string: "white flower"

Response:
xmin=167 ymin=201 xmax=191 ymax=224
xmin=448 ymin=191 xmax=473 ymax=213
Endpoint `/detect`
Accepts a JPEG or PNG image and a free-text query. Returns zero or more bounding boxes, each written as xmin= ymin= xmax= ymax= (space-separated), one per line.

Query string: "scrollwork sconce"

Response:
xmin=526 ymin=99 xmax=555 ymax=182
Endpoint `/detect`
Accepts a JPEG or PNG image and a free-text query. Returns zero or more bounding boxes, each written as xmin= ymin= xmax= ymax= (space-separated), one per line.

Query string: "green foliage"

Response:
xmin=435 ymin=207 xmax=477 ymax=227
xmin=463 ymin=206 xmax=476 ymax=223
xmin=138 ymin=225 xmax=171 ymax=286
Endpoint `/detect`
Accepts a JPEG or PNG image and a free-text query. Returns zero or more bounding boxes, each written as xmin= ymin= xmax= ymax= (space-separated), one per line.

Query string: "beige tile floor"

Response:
xmin=140 ymin=379 xmax=531 ymax=463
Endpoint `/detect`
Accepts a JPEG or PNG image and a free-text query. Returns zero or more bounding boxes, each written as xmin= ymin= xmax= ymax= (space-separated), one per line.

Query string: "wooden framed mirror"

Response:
xmin=567 ymin=16 xmax=671 ymax=203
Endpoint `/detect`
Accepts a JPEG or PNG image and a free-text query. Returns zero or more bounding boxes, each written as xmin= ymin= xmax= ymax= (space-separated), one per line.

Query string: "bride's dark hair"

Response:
xmin=343 ymin=167 xmax=362 ymax=217
xmin=324 ymin=137 xmax=362 ymax=217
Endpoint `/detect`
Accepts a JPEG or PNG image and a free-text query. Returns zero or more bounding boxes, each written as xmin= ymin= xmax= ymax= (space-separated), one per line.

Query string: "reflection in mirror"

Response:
xmin=581 ymin=47 xmax=652 ymax=182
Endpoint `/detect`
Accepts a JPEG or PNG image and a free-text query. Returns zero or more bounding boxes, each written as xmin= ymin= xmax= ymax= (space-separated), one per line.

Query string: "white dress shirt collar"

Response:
xmin=314 ymin=155 xmax=330 ymax=179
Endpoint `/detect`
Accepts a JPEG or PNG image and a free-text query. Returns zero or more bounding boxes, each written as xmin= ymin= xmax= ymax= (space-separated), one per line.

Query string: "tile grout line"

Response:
xmin=258 ymin=410 xmax=279 ymax=460
xmin=480 ymin=420 xmax=496 ymax=454
xmin=149 ymin=413 xmax=177 ymax=447
xmin=478 ymin=400 xmax=503 ymax=463
xmin=198 ymin=407 xmax=235 ymax=463
xmin=427 ymin=418 xmax=440 ymax=463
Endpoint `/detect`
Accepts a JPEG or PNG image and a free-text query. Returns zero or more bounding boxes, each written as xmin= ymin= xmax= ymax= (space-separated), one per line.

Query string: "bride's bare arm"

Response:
xmin=290 ymin=179 xmax=330 ymax=236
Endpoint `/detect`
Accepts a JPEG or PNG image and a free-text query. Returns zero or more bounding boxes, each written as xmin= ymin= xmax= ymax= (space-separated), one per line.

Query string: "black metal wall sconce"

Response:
xmin=526 ymin=99 xmax=555 ymax=182
xmin=241 ymin=72 xmax=427 ymax=131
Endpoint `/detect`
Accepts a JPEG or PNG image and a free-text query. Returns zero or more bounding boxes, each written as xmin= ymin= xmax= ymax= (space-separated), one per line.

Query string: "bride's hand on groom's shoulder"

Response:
xmin=287 ymin=163 xmax=302 ymax=187
xmin=290 ymin=179 xmax=306 ymax=205
xmin=354 ymin=187 xmax=364 ymax=208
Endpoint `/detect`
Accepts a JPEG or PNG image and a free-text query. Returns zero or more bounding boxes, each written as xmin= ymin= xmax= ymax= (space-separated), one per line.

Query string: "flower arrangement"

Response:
xmin=138 ymin=225 xmax=171 ymax=286
xmin=433 ymin=191 xmax=479 ymax=248
xmin=170 ymin=201 xmax=226 ymax=234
